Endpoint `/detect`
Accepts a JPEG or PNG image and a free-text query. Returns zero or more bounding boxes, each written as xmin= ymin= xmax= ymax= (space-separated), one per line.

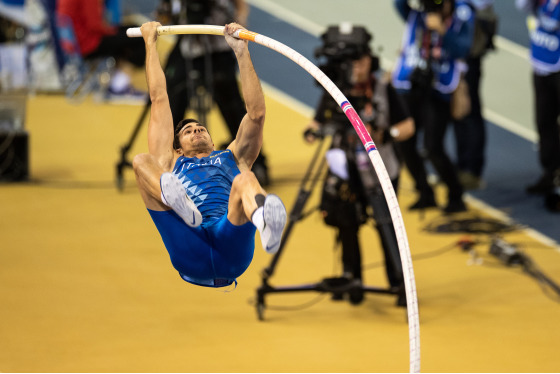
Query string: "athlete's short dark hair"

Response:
xmin=173 ymin=118 xmax=208 ymax=149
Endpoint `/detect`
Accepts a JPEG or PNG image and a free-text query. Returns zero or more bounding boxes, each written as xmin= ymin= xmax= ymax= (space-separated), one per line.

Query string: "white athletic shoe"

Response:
xmin=260 ymin=194 xmax=287 ymax=254
xmin=160 ymin=172 xmax=202 ymax=227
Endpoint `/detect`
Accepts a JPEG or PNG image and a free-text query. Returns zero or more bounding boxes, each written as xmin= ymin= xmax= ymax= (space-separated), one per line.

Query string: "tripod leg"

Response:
xmin=260 ymin=139 xmax=328 ymax=281
xmin=115 ymin=100 xmax=151 ymax=191
xmin=211 ymin=52 xmax=246 ymax=140
xmin=256 ymin=139 xmax=328 ymax=320
xmin=185 ymin=54 xmax=212 ymax=129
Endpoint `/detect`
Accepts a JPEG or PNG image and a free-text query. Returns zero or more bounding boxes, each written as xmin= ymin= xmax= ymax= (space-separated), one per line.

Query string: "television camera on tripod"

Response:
xmin=255 ymin=24 xmax=414 ymax=319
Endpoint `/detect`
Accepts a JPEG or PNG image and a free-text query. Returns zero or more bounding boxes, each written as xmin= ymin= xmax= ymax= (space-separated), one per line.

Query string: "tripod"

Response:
xmin=115 ymin=36 xmax=214 ymax=190
xmin=255 ymin=133 xmax=405 ymax=321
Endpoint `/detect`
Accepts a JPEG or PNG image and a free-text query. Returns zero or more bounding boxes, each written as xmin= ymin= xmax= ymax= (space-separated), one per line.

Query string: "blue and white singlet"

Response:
xmin=172 ymin=149 xmax=240 ymax=227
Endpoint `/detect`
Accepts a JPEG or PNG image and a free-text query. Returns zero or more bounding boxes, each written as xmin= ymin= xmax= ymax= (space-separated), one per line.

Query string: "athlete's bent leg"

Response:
xmin=228 ymin=170 xmax=265 ymax=225
xmin=228 ymin=170 xmax=287 ymax=254
xmin=134 ymin=153 xmax=202 ymax=226
xmin=132 ymin=153 xmax=168 ymax=211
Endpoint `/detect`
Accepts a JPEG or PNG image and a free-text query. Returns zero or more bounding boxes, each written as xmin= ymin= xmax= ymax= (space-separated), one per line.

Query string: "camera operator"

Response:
xmin=156 ymin=0 xmax=270 ymax=185
xmin=304 ymin=25 xmax=414 ymax=305
xmin=453 ymin=0 xmax=497 ymax=190
xmin=392 ymin=0 xmax=475 ymax=213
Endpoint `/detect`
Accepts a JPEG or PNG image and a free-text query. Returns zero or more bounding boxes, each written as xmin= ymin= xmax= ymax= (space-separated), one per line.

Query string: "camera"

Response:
xmin=315 ymin=24 xmax=372 ymax=63
xmin=409 ymin=60 xmax=434 ymax=93
xmin=313 ymin=24 xmax=380 ymax=130
xmin=407 ymin=0 xmax=446 ymax=13
xmin=315 ymin=23 xmax=373 ymax=91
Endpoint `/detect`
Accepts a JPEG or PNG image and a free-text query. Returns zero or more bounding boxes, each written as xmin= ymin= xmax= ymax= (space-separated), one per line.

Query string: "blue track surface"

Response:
xmin=494 ymin=1 xmax=530 ymax=46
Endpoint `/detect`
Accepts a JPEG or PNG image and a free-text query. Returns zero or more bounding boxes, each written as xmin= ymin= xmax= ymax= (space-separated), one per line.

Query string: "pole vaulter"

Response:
xmin=127 ymin=24 xmax=421 ymax=373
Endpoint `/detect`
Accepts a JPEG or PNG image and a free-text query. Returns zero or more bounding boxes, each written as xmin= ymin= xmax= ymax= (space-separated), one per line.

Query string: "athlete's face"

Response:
xmin=177 ymin=122 xmax=214 ymax=154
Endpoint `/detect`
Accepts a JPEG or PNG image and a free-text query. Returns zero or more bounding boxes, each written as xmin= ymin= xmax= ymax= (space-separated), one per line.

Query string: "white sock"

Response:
xmin=251 ymin=207 xmax=265 ymax=232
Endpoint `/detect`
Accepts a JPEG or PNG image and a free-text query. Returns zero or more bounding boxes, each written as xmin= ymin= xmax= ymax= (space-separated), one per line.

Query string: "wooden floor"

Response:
xmin=1 ymin=88 xmax=560 ymax=372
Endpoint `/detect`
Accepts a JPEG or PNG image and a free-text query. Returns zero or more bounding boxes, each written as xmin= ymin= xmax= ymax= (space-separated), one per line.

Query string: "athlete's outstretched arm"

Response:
xmin=224 ymin=23 xmax=266 ymax=171
xmin=141 ymin=21 xmax=176 ymax=171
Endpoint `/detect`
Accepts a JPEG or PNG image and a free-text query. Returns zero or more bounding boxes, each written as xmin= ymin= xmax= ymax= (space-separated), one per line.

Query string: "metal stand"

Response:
xmin=115 ymin=98 xmax=150 ymax=190
xmin=255 ymin=136 xmax=404 ymax=321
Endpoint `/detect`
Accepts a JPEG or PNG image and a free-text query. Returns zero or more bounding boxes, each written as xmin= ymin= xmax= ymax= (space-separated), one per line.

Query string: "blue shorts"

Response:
xmin=148 ymin=209 xmax=256 ymax=287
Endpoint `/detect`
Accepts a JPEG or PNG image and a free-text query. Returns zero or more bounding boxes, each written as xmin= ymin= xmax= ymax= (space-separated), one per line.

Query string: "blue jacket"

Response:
xmin=392 ymin=0 xmax=475 ymax=98
xmin=517 ymin=0 xmax=560 ymax=75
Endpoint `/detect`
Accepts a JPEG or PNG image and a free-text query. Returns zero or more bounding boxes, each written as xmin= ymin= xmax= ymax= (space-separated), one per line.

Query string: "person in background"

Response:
xmin=516 ymin=0 xmax=560 ymax=196
xmin=392 ymin=0 xmax=475 ymax=213
xmin=452 ymin=0 xmax=497 ymax=190
xmin=57 ymin=0 xmax=146 ymax=102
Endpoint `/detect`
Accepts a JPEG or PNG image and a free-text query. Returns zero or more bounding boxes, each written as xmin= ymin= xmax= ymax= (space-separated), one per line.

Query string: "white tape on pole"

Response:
xmin=126 ymin=25 xmax=225 ymax=38
xmin=129 ymin=24 xmax=421 ymax=373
